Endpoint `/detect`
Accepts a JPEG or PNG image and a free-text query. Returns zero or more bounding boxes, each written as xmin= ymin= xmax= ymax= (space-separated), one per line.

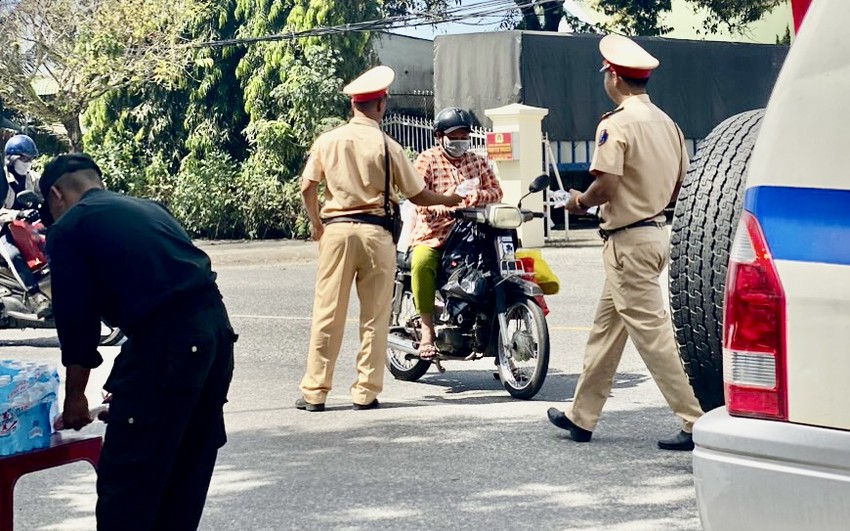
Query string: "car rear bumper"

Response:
xmin=693 ymin=407 xmax=850 ymax=531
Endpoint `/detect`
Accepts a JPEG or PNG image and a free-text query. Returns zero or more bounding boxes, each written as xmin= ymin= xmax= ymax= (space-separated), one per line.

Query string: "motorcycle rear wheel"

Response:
xmin=497 ymin=298 xmax=549 ymax=400
xmin=386 ymin=290 xmax=430 ymax=381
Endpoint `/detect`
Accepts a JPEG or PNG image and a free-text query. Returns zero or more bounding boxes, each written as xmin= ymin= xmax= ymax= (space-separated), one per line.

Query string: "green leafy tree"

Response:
xmin=776 ymin=24 xmax=791 ymax=45
xmin=399 ymin=0 xmax=786 ymax=37
xmin=236 ymin=0 xmax=377 ymax=144
xmin=184 ymin=0 xmax=251 ymax=161
xmin=590 ymin=0 xmax=786 ymax=36
xmin=691 ymin=0 xmax=786 ymax=35
xmin=0 ymin=0 xmax=207 ymax=150
xmin=595 ymin=0 xmax=674 ymax=36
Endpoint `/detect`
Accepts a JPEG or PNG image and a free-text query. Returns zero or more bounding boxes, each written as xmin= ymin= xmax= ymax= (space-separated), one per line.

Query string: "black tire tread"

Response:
xmin=669 ymin=109 xmax=765 ymax=412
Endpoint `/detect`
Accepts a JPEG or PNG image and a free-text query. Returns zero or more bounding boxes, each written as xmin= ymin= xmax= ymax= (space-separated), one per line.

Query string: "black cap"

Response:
xmin=38 ymin=153 xmax=102 ymax=226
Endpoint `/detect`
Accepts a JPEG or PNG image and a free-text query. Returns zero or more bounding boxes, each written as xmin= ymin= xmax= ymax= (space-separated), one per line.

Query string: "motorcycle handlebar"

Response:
xmin=453 ymin=208 xmax=484 ymax=222
xmin=520 ymin=210 xmax=546 ymax=222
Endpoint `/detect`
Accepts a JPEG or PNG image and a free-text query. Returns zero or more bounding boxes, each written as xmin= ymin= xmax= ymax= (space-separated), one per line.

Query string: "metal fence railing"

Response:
xmin=381 ymin=114 xmax=490 ymax=156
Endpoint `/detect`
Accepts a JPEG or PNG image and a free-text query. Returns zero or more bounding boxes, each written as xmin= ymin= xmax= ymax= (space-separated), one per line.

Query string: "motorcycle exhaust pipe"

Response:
xmin=6 ymin=309 xmax=44 ymax=323
xmin=387 ymin=334 xmax=419 ymax=356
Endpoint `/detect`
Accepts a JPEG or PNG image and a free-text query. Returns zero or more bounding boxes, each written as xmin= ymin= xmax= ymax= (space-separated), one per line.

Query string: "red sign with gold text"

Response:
xmin=486 ymin=132 xmax=517 ymax=161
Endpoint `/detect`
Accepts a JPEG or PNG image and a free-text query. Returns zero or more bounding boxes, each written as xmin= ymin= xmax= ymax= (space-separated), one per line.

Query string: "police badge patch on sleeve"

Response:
xmin=598 ymin=129 xmax=609 ymax=146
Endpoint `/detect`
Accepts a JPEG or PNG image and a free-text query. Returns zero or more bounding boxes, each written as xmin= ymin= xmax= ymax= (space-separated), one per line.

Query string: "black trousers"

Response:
xmin=96 ymin=299 xmax=236 ymax=531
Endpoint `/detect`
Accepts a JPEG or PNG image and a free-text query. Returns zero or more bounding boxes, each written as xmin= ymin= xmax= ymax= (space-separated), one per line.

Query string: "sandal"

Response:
xmin=418 ymin=343 xmax=439 ymax=360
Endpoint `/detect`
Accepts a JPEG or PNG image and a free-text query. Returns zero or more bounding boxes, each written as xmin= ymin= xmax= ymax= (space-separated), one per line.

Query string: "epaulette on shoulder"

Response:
xmin=600 ymin=107 xmax=624 ymax=121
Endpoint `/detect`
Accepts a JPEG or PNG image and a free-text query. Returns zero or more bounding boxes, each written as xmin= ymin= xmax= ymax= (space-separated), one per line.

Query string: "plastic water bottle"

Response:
xmin=0 ymin=362 xmax=59 ymax=455
xmin=0 ymin=374 xmax=18 ymax=456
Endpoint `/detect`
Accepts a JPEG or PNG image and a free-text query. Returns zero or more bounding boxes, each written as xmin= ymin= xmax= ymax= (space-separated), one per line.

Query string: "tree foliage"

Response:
xmin=414 ymin=0 xmax=787 ymax=36
xmin=81 ymin=0 xmax=381 ymax=239
xmin=593 ymin=0 xmax=786 ymax=36
xmin=0 ymin=0 xmax=207 ymax=150
xmin=0 ymin=0 xmax=792 ymax=240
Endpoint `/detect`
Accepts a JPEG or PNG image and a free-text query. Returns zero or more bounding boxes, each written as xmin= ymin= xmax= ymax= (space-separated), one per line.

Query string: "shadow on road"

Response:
xmin=400 ymin=369 xmax=649 ymax=405
xmin=196 ymin=406 xmax=699 ymax=530
xmin=0 ymin=336 xmax=59 ymax=348
xmin=14 ymin=404 xmax=698 ymax=530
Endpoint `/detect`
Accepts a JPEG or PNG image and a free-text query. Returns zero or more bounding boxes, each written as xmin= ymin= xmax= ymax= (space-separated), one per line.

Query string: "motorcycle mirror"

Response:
xmin=518 ymin=174 xmax=551 ymax=208
xmin=528 ymin=174 xmax=550 ymax=194
xmin=16 ymin=190 xmax=39 ymax=208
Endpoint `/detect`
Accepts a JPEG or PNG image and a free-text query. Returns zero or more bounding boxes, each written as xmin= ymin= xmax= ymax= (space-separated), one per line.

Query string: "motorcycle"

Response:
xmin=386 ymin=174 xmax=553 ymax=399
xmin=0 ymin=190 xmax=124 ymax=346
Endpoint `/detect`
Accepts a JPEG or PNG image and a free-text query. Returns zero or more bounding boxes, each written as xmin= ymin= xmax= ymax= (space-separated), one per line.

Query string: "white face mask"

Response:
xmin=441 ymin=136 xmax=471 ymax=158
xmin=12 ymin=160 xmax=32 ymax=176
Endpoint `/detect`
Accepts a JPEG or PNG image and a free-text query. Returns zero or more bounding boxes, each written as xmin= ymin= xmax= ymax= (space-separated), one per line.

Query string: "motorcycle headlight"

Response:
xmin=486 ymin=204 xmax=523 ymax=229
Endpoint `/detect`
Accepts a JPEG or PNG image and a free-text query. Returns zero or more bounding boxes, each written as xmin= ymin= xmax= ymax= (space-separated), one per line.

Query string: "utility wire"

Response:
xmin=189 ymin=0 xmax=571 ymax=49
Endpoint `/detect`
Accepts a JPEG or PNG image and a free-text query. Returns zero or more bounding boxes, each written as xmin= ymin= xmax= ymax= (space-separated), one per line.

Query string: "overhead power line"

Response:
xmin=189 ymin=0 xmax=574 ymax=49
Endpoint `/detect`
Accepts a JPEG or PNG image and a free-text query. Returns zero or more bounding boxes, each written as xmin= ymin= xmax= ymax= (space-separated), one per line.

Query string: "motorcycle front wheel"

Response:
xmin=497 ymin=298 xmax=549 ymax=400
xmin=386 ymin=290 xmax=430 ymax=381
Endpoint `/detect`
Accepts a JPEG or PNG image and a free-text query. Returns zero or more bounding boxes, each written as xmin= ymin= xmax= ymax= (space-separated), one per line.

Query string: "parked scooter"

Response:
xmin=0 ymin=191 xmax=124 ymax=345
xmin=387 ymin=174 xmax=553 ymax=399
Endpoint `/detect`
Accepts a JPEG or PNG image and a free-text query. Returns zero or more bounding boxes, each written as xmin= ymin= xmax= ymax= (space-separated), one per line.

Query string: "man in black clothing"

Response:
xmin=40 ymin=154 xmax=236 ymax=530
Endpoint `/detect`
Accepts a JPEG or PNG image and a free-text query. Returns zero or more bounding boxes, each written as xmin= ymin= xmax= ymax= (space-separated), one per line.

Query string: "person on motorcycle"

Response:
xmin=0 ymin=134 xmax=51 ymax=318
xmin=408 ymin=107 xmax=504 ymax=360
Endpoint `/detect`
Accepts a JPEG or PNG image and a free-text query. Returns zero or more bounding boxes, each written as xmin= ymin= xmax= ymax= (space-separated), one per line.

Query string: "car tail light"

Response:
xmin=723 ymin=210 xmax=787 ymax=421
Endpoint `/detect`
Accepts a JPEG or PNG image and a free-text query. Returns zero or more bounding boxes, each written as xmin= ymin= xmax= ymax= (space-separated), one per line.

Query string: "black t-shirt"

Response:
xmin=46 ymin=188 xmax=217 ymax=369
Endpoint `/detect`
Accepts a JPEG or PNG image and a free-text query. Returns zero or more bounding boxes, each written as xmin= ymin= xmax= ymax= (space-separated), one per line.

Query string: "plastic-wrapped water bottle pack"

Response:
xmin=0 ymin=360 xmax=59 ymax=456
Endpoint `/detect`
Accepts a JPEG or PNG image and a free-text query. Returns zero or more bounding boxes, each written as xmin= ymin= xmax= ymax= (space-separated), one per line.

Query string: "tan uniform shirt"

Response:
xmin=589 ymin=94 xmax=688 ymax=230
xmin=303 ymin=116 xmax=426 ymax=219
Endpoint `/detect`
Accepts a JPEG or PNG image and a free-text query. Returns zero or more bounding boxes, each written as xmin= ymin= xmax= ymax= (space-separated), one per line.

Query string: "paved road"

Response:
xmin=4 ymin=230 xmax=701 ymax=530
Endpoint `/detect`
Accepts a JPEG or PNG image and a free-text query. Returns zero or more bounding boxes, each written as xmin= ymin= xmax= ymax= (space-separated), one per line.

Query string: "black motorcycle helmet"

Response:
xmin=433 ymin=107 xmax=473 ymax=136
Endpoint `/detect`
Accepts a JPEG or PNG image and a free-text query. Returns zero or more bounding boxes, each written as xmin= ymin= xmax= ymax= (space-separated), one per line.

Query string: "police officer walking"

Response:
xmin=298 ymin=66 xmax=461 ymax=412
xmin=547 ymin=35 xmax=704 ymax=451
xmin=42 ymin=154 xmax=236 ymax=529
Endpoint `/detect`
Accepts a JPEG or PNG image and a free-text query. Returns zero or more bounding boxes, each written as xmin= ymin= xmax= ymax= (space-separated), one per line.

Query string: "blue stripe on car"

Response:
xmin=744 ymin=186 xmax=850 ymax=266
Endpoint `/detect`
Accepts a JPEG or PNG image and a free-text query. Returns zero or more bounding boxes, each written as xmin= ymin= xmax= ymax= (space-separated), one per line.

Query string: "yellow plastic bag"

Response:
xmin=516 ymin=249 xmax=560 ymax=295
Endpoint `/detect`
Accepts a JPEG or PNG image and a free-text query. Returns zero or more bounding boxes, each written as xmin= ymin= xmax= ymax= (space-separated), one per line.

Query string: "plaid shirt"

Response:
xmin=409 ymin=146 xmax=503 ymax=249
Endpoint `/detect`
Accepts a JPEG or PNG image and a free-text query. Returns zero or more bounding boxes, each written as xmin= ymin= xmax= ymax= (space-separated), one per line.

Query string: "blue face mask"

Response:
xmin=441 ymin=136 xmax=471 ymax=158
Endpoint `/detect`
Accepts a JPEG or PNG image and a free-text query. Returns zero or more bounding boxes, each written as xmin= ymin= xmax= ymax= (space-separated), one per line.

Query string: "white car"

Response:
xmin=691 ymin=1 xmax=850 ymax=530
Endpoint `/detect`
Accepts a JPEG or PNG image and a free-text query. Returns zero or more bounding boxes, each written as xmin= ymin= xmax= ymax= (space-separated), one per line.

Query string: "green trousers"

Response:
xmin=410 ymin=245 xmax=441 ymax=315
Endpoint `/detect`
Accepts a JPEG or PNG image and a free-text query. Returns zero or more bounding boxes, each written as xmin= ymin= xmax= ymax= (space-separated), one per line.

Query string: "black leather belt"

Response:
xmin=598 ymin=220 xmax=665 ymax=241
xmin=322 ymin=214 xmax=387 ymax=227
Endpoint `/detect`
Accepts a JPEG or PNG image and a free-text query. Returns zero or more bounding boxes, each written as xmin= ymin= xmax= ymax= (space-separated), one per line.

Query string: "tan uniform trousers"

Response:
xmin=299 ymin=222 xmax=396 ymax=405
xmin=567 ymin=225 xmax=704 ymax=433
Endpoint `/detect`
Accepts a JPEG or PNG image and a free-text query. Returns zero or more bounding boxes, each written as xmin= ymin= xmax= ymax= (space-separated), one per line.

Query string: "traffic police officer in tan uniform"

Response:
xmin=547 ymin=35 xmax=704 ymax=450
xmin=298 ymin=66 xmax=461 ymax=412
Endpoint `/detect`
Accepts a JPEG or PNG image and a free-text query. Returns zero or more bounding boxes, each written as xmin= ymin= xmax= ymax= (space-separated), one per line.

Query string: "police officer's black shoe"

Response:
xmin=657 ymin=430 xmax=694 ymax=451
xmin=547 ymin=408 xmax=592 ymax=442
xmin=352 ymin=399 xmax=379 ymax=411
xmin=295 ymin=397 xmax=325 ymax=412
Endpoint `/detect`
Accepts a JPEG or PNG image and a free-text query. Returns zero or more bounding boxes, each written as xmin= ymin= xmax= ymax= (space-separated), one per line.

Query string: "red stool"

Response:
xmin=0 ymin=434 xmax=101 ymax=531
